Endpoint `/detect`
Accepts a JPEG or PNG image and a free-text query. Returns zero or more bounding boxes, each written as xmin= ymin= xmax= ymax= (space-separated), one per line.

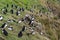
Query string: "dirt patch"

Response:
xmin=0 ymin=37 xmax=4 ymax=40
xmin=47 ymin=1 xmax=60 ymax=15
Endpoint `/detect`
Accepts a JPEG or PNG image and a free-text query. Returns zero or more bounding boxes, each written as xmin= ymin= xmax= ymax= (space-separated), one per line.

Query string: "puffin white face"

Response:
xmin=18 ymin=14 xmax=20 ymax=15
xmin=41 ymin=32 xmax=43 ymax=35
xmin=18 ymin=11 xmax=20 ymax=13
xmin=2 ymin=9 xmax=5 ymax=11
xmin=8 ymin=28 xmax=12 ymax=30
xmin=31 ymin=29 xmax=34 ymax=32
xmin=18 ymin=20 xmax=22 ymax=23
xmin=31 ymin=21 xmax=34 ymax=24
xmin=25 ymin=14 xmax=29 ymax=17
xmin=32 ymin=18 xmax=34 ymax=20
xmin=32 ymin=32 xmax=35 ymax=35
xmin=0 ymin=16 xmax=3 ymax=20
xmin=4 ymin=24 xmax=8 ymax=28
xmin=7 ymin=19 xmax=13 ymax=22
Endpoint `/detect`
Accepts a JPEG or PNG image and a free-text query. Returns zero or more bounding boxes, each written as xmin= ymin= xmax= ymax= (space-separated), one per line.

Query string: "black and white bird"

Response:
xmin=18 ymin=31 xmax=23 ymax=37
xmin=5 ymin=8 xmax=8 ymax=12
xmin=16 ymin=11 xmax=20 ymax=16
xmin=0 ymin=23 xmax=7 ymax=28
xmin=21 ymin=7 xmax=24 ymax=11
xmin=2 ymin=8 xmax=6 ymax=14
xmin=21 ymin=18 xmax=24 ymax=21
xmin=30 ymin=9 xmax=33 ymax=13
xmin=7 ymin=4 xmax=9 ymax=7
xmin=25 ymin=15 xmax=31 ymax=22
xmin=10 ymin=9 xmax=14 ymax=14
xmin=11 ymin=4 xmax=14 ymax=8
xmin=21 ymin=26 xmax=26 ymax=32
xmin=2 ymin=29 xmax=8 ymax=36
xmin=18 ymin=8 xmax=21 ymax=11
xmin=15 ymin=5 xmax=18 ymax=8
xmin=2 ymin=7 xmax=8 ymax=14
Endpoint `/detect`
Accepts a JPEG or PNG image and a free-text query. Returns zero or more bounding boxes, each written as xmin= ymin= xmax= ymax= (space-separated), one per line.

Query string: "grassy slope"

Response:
xmin=0 ymin=0 xmax=60 ymax=40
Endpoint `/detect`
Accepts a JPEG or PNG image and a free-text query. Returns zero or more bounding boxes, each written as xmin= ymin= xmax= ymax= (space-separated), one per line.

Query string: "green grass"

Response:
xmin=0 ymin=0 xmax=43 ymax=40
